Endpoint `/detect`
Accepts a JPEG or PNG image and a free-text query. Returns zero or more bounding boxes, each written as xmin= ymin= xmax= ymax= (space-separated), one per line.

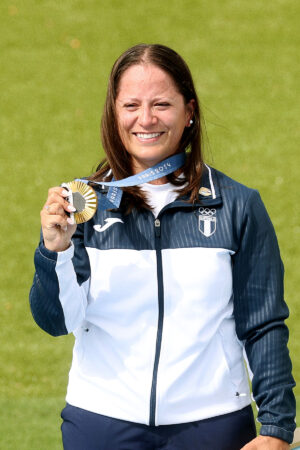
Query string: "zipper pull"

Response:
xmin=154 ymin=218 xmax=161 ymax=237
xmin=235 ymin=392 xmax=247 ymax=397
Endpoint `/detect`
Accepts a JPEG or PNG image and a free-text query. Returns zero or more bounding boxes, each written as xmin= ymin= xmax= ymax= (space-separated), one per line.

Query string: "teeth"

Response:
xmin=136 ymin=133 xmax=161 ymax=139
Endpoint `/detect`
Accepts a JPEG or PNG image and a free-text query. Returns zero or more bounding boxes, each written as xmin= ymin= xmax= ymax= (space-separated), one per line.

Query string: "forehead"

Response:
xmin=116 ymin=64 xmax=179 ymax=98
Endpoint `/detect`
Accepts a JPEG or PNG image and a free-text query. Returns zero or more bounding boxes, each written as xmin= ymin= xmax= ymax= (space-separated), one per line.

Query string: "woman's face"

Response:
xmin=115 ymin=64 xmax=194 ymax=173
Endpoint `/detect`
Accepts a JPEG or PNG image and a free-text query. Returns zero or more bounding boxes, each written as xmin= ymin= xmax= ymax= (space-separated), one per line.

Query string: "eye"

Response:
xmin=155 ymin=102 xmax=170 ymax=109
xmin=124 ymin=103 xmax=138 ymax=110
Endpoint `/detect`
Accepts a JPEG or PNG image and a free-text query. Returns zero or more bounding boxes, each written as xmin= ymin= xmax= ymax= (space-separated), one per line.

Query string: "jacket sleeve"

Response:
xmin=232 ymin=190 xmax=296 ymax=444
xmin=29 ymin=224 xmax=90 ymax=336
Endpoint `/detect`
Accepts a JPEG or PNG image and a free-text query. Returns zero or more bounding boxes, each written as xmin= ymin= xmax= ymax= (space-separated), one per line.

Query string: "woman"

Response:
xmin=30 ymin=44 xmax=295 ymax=449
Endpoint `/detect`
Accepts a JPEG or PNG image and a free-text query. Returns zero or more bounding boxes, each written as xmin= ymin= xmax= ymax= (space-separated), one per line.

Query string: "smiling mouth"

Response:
xmin=134 ymin=132 xmax=164 ymax=140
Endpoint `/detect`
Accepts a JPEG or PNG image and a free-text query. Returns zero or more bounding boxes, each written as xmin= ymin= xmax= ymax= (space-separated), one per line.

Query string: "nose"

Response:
xmin=138 ymin=105 xmax=157 ymax=128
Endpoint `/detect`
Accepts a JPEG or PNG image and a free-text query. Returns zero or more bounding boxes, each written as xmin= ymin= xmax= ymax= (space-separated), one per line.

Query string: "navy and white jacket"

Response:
xmin=29 ymin=166 xmax=296 ymax=443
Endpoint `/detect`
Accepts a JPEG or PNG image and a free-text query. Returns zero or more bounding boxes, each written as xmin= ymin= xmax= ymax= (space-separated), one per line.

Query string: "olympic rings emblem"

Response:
xmin=198 ymin=207 xmax=217 ymax=237
xmin=199 ymin=207 xmax=216 ymax=216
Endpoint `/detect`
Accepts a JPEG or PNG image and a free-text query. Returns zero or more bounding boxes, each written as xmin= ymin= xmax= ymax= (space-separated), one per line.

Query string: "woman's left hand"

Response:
xmin=240 ymin=435 xmax=290 ymax=449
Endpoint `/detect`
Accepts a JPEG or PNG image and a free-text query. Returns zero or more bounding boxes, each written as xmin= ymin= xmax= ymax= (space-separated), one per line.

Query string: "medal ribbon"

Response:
xmin=76 ymin=152 xmax=185 ymax=210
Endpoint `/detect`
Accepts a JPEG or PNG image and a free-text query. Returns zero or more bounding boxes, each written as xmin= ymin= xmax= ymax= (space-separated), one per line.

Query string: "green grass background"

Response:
xmin=1 ymin=0 xmax=299 ymax=448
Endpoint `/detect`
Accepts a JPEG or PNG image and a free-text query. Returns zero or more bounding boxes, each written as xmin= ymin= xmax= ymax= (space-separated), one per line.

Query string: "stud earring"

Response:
xmin=189 ymin=119 xmax=193 ymax=125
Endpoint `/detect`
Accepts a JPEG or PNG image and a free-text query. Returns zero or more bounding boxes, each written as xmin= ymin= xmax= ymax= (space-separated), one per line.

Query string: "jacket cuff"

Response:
xmin=260 ymin=424 xmax=294 ymax=444
xmin=39 ymin=242 xmax=74 ymax=262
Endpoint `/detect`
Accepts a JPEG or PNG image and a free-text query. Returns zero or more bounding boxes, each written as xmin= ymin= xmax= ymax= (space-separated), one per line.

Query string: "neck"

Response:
xmin=130 ymin=157 xmax=169 ymax=183
xmin=129 ymin=153 xmax=184 ymax=185
xmin=148 ymin=176 xmax=169 ymax=185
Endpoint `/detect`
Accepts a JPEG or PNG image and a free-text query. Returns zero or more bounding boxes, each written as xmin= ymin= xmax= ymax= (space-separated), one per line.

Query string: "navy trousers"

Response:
xmin=61 ymin=404 xmax=256 ymax=450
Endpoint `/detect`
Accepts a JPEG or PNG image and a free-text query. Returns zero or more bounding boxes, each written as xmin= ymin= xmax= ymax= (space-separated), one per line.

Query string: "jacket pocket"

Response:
xmin=218 ymin=319 xmax=249 ymax=397
xmin=73 ymin=321 xmax=91 ymax=367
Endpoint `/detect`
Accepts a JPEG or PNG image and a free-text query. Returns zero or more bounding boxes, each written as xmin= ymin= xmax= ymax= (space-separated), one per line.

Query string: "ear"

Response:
xmin=185 ymin=99 xmax=196 ymax=127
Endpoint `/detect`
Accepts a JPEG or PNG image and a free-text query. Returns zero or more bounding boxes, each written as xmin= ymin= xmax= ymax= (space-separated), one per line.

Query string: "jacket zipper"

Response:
xmin=149 ymin=217 xmax=164 ymax=426
xmin=148 ymin=197 xmax=221 ymax=425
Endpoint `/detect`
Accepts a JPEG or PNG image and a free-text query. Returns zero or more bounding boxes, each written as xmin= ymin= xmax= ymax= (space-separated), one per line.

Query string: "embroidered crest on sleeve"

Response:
xmin=198 ymin=208 xmax=217 ymax=237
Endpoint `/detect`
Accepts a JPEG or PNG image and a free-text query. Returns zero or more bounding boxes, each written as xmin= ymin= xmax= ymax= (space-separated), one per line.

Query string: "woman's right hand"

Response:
xmin=41 ymin=187 xmax=77 ymax=252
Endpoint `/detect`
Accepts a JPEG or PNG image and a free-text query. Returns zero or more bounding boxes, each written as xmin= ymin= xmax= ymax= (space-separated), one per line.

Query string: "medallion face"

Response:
xmin=62 ymin=181 xmax=98 ymax=224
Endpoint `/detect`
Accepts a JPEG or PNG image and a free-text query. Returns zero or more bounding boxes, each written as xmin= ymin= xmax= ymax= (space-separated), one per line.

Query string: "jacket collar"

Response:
xmin=154 ymin=164 xmax=222 ymax=215
xmin=197 ymin=164 xmax=222 ymax=206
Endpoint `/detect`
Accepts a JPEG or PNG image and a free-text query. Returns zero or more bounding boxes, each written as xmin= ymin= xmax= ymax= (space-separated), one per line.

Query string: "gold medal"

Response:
xmin=62 ymin=180 xmax=98 ymax=224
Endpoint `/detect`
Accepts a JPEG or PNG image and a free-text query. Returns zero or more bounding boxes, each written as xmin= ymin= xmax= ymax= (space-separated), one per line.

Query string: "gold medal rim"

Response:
xmin=65 ymin=180 xmax=98 ymax=224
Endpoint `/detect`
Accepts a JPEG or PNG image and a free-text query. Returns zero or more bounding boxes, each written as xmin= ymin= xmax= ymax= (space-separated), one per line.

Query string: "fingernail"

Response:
xmin=67 ymin=217 xmax=74 ymax=225
xmin=61 ymin=189 xmax=70 ymax=197
xmin=67 ymin=205 xmax=76 ymax=212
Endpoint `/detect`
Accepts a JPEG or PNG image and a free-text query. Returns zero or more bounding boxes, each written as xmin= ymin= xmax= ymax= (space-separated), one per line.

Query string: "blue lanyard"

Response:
xmin=76 ymin=152 xmax=185 ymax=210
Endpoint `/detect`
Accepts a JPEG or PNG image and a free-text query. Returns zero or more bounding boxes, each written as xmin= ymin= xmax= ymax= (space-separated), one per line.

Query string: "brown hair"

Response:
xmin=89 ymin=43 xmax=204 ymax=211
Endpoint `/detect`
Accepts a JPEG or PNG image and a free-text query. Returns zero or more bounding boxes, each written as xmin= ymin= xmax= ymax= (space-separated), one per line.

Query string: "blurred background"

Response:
xmin=1 ymin=0 xmax=299 ymax=448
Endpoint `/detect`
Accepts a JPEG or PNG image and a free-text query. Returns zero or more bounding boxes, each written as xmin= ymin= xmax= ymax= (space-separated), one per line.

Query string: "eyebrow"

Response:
xmin=117 ymin=98 xmax=140 ymax=103
xmin=117 ymin=96 xmax=174 ymax=103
